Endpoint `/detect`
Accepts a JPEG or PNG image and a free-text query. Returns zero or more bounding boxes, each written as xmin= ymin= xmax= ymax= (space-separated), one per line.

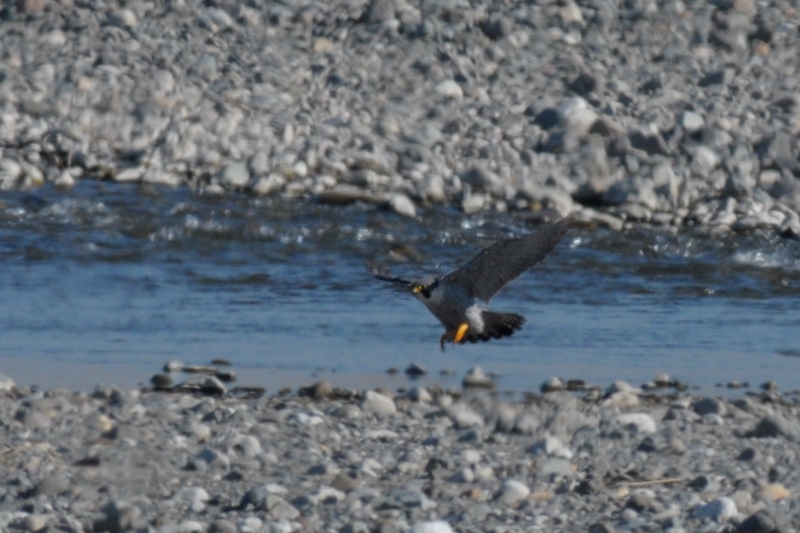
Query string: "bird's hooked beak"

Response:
xmin=412 ymin=279 xmax=437 ymax=298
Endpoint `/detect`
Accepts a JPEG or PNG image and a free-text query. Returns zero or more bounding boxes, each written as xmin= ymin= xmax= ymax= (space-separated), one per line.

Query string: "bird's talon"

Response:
xmin=440 ymin=332 xmax=449 ymax=352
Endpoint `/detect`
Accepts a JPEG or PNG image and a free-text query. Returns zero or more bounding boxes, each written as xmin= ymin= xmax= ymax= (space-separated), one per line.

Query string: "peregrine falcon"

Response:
xmin=370 ymin=214 xmax=574 ymax=350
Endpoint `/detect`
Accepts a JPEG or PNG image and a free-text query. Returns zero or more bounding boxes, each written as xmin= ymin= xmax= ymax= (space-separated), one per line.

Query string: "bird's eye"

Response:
xmin=413 ymin=285 xmax=424 ymax=294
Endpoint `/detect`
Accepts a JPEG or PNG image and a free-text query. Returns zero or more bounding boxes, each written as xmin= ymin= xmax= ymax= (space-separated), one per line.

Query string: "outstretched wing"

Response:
xmin=444 ymin=214 xmax=575 ymax=302
xmin=367 ymin=261 xmax=414 ymax=292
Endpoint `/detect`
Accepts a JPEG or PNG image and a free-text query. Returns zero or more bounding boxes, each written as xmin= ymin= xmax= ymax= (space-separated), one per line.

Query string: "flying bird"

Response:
xmin=369 ymin=214 xmax=575 ymax=350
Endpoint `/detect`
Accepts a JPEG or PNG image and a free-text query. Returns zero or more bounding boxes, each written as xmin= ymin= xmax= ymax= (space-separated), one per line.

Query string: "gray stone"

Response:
xmin=605 ymin=380 xmax=639 ymax=395
xmin=628 ymin=130 xmax=670 ymax=156
xmin=164 ymin=360 xmax=185 ymax=372
xmin=178 ymin=521 xmax=206 ymax=533
xmin=198 ymin=376 xmax=226 ymax=395
xmin=308 ymin=485 xmax=346 ymax=505
xmin=188 ymin=54 xmax=219 ymax=81
xmin=463 ymin=366 xmax=494 ymax=388
xmin=150 ymin=373 xmax=171 ymax=388
xmin=494 ymin=403 xmax=516 ymax=433
xmin=172 ymin=487 xmax=211 ymax=512
xmin=528 ymin=435 xmax=572 ymax=459
xmin=460 ymin=189 xmax=487 ymax=214
xmin=724 ymin=166 xmax=756 ymax=199
xmin=16 ymin=0 xmax=45 ymax=14
xmin=758 ymin=131 xmax=797 ymax=173
xmin=266 ymin=495 xmax=300 ymax=520
xmin=407 ymin=386 xmax=432 ymax=403
xmin=0 ymin=373 xmax=15 ymax=392
xmin=518 ymin=184 xmax=575 ymax=214
xmin=732 ymin=211 xmax=783 ymax=232
xmin=21 ymin=514 xmax=49 ymax=533
xmin=15 ymin=408 xmax=51 ymax=430
xmin=252 ymin=174 xmax=286 ymax=195
xmin=681 ymin=111 xmax=705 ymax=132
xmin=541 ymin=376 xmax=565 ymax=393
xmin=568 ymin=72 xmax=601 ymax=96
xmin=558 ymin=97 xmax=598 ymax=135
xmin=364 ymin=0 xmax=395 ymax=24
xmin=95 ymin=500 xmax=144 ymax=532
xmin=0 ymin=159 xmax=22 ymax=187
xmin=219 ymin=162 xmax=250 ymax=188
xmin=698 ymin=69 xmax=735 ymax=87
xmin=461 ymin=165 xmax=504 ymax=196
xmin=382 ymin=487 xmax=435 ymax=510
xmin=614 ymin=202 xmax=652 ymax=221
xmin=209 ymin=519 xmax=237 ymax=533
xmin=691 ymin=397 xmax=726 ymax=416
xmin=387 ymin=193 xmax=416 ymax=218
xmin=330 ymin=404 xmax=362 ymax=419
xmin=537 ymin=458 xmax=574 ymax=480
xmin=616 ymin=413 xmax=657 ymax=434
xmin=626 ymin=492 xmax=662 ymax=513
xmin=33 ymin=474 xmax=69 ymax=497
xmin=736 ymin=511 xmax=780 ymax=533
xmin=691 ymin=146 xmax=720 ymax=177
xmin=409 ymin=122 xmax=442 ymax=147
xmin=435 ymin=80 xmax=463 ymax=100
xmin=588 ymin=523 xmax=616 ymax=533
xmin=497 ymin=479 xmax=530 ymax=505
xmin=603 ymin=177 xmax=658 ymax=210
xmin=653 ymin=372 xmax=675 ymax=387
xmin=303 ymin=380 xmax=333 ymax=398
xmin=107 ymin=9 xmax=138 ymax=28
xmin=341 ymin=521 xmax=370 ymax=533
xmin=448 ymin=403 xmax=484 ymax=428
xmin=482 ymin=15 xmax=513 ymax=40
xmin=688 ymin=475 xmax=720 ymax=492
xmin=409 ymin=521 xmax=455 ymax=533
xmin=738 ymin=447 xmax=758 ymax=461
xmin=189 ymin=448 xmax=230 ymax=471
xmin=694 ymin=497 xmax=737 ymax=521
xmin=360 ymin=390 xmax=397 ymax=415
xmin=240 ymin=485 xmax=271 ymax=510
xmin=652 ymin=164 xmax=679 ymax=203
xmin=205 ymin=8 xmax=234 ymax=31
xmin=331 ymin=473 xmax=358 ymax=492
xmin=747 ymin=415 xmax=800 ymax=439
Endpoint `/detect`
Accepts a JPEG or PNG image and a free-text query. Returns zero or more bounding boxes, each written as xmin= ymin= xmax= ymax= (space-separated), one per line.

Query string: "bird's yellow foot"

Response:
xmin=453 ymin=323 xmax=469 ymax=344
xmin=440 ymin=324 xmax=470 ymax=351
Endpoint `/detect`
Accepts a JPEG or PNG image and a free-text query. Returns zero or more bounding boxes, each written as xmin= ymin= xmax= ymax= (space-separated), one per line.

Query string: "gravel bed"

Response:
xmin=0 ymin=370 xmax=798 ymax=532
xmin=2 ymin=0 xmax=800 ymax=234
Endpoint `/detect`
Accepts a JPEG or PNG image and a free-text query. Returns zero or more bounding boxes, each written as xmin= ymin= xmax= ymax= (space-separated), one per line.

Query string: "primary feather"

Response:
xmin=444 ymin=214 xmax=575 ymax=302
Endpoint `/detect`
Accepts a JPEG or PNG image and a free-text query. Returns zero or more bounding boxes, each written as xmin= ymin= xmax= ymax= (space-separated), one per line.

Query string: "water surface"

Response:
xmin=2 ymin=182 xmax=800 ymax=396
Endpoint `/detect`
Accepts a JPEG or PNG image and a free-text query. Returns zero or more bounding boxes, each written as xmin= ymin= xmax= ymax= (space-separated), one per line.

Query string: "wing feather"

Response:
xmin=367 ymin=261 xmax=414 ymax=291
xmin=444 ymin=214 xmax=574 ymax=302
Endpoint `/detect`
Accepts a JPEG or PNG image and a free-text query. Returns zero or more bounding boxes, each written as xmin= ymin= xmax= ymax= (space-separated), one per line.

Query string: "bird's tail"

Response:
xmin=467 ymin=311 xmax=525 ymax=343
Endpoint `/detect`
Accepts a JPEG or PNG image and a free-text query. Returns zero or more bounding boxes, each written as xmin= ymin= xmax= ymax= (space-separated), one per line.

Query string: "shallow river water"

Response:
xmin=2 ymin=182 xmax=800 ymax=396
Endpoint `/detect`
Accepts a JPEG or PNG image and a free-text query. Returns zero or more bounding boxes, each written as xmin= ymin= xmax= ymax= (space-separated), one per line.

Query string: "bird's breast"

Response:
xmin=465 ymin=305 xmax=485 ymax=332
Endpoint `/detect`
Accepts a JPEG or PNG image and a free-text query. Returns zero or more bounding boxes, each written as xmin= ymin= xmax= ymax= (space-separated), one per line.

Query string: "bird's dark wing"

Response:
xmin=367 ymin=261 xmax=414 ymax=292
xmin=444 ymin=214 xmax=575 ymax=302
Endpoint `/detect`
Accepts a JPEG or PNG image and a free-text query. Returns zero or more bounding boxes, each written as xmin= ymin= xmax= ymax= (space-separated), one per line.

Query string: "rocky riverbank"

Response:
xmin=2 ymin=0 xmax=800 ymax=235
xmin=0 ymin=369 xmax=798 ymax=533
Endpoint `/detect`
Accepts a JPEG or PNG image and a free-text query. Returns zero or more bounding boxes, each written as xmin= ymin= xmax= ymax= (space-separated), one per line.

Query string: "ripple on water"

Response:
xmin=0 ymin=183 xmax=799 ymax=393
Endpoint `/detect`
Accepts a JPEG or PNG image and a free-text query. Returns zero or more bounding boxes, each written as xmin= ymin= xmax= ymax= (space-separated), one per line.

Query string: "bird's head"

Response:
xmin=411 ymin=276 xmax=439 ymax=300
